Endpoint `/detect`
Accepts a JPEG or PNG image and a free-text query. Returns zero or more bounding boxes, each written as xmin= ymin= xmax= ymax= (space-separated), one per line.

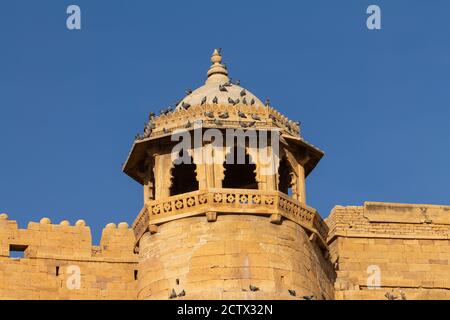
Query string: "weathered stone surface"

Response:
xmin=327 ymin=202 xmax=450 ymax=300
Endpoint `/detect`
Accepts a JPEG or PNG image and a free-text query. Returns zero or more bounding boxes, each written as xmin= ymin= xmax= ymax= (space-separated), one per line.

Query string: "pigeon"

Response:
xmin=265 ymin=98 xmax=271 ymax=107
xmin=178 ymin=290 xmax=186 ymax=297
xmin=143 ymin=124 xmax=152 ymax=138
xmin=250 ymin=98 xmax=255 ymax=105
xmin=204 ymin=111 xmax=215 ymax=118
xmin=169 ymin=289 xmax=177 ymax=299
xmin=163 ymin=128 xmax=169 ymax=134
xmin=185 ymin=89 xmax=193 ymax=95
xmin=249 ymin=285 xmax=259 ymax=292
xmin=238 ymin=111 xmax=247 ymax=118
xmin=233 ymin=79 xmax=241 ymax=86
xmin=234 ymin=98 xmax=240 ymax=105
xmin=251 ymin=114 xmax=261 ymax=121
xmin=303 ymin=295 xmax=314 ymax=300
xmin=219 ymin=84 xmax=228 ymax=92
xmin=269 ymin=114 xmax=277 ymax=122
xmin=213 ymin=118 xmax=223 ymax=125
xmin=201 ymin=96 xmax=207 ymax=105
xmin=400 ymin=290 xmax=407 ymax=300
xmin=223 ymin=81 xmax=232 ymax=87
xmin=148 ymin=112 xmax=155 ymax=120
xmin=182 ymin=102 xmax=191 ymax=110
xmin=160 ymin=107 xmax=172 ymax=115
xmin=185 ymin=120 xmax=192 ymax=128
xmin=240 ymin=89 xmax=247 ymax=97
xmin=385 ymin=290 xmax=398 ymax=300
xmin=242 ymin=97 xmax=248 ymax=105
xmin=286 ymin=123 xmax=292 ymax=131
xmin=149 ymin=122 xmax=156 ymax=130
xmin=288 ymin=290 xmax=296 ymax=297
xmin=247 ymin=121 xmax=256 ymax=127
xmin=218 ymin=112 xmax=229 ymax=119
xmin=239 ymin=121 xmax=248 ymax=128
xmin=212 ymin=96 xmax=218 ymax=104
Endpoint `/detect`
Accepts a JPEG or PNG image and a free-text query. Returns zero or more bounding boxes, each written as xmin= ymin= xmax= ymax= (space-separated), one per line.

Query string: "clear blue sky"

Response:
xmin=1 ymin=1 xmax=449 ymax=243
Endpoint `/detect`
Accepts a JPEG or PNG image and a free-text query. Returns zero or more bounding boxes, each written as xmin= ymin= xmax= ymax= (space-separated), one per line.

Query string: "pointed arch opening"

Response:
xmin=170 ymin=153 xmax=198 ymax=196
xmin=222 ymin=145 xmax=258 ymax=189
xmin=278 ymin=157 xmax=294 ymax=196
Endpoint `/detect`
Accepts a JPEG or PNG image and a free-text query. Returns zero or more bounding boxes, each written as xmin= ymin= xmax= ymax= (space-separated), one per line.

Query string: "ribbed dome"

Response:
xmin=175 ymin=49 xmax=264 ymax=110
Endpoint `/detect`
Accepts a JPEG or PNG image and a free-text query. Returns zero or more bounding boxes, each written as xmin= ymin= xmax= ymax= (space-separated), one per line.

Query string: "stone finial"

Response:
xmin=60 ymin=220 xmax=70 ymax=226
xmin=0 ymin=213 xmax=8 ymax=220
xmin=40 ymin=217 xmax=51 ymax=224
xmin=118 ymin=222 xmax=129 ymax=229
xmin=206 ymin=48 xmax=229 ymax=84
xmin=75 ymin=219 xmax=86 ymax=227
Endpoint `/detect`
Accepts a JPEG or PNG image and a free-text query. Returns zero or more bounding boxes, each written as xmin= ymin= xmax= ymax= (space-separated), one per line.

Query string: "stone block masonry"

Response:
xmin=0 ymin=214 xmax=138 ymax=299
xmin=327 ymin=202 xmax=450 ymax=300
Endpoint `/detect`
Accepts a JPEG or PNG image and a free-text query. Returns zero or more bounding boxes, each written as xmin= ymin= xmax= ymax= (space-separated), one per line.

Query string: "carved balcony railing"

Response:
xmin=132 ymin=188 xmax=328 ymax=248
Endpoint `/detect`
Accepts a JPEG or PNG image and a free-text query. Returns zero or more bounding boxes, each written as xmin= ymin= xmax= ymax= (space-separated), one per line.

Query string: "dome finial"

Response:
xmin=206 ymin=48 xmax=229 ymax=84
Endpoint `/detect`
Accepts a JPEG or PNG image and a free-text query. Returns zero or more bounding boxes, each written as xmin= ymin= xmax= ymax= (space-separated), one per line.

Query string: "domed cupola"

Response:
xmin=175 ymin=49 xmax=264 ymax=110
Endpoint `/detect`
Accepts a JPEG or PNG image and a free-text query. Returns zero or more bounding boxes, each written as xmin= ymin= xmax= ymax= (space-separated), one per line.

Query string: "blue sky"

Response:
xmin=1 ymin=1 xmax=449 ymax=243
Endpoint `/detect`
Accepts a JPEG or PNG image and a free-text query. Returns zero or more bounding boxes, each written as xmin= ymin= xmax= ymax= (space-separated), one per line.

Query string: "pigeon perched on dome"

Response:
xmin=175 ymin=49 xmax=264 ymax=110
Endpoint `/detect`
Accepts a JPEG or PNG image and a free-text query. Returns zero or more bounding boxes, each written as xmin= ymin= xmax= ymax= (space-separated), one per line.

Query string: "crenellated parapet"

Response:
xmin=0 ymin=214 xmax=137 ymax=262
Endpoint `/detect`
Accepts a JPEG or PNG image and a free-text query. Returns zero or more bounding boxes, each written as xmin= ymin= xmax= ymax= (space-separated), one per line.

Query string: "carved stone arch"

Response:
xmin=169 ymin=150 xmax=198 ymax=196
xmin=246 ymin=146 xmax=263 ymax=188
xmin=222 ymin=144 xmax=258 ymax=189
xmin=277 ymin=150 xmax=298 ymax=198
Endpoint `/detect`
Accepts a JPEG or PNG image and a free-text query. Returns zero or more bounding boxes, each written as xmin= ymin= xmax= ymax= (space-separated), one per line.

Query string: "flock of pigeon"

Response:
xmin=178 ymin=80 xmax=260 ymax=111
xmin=135 ymin=82 xmax=300 ymax=141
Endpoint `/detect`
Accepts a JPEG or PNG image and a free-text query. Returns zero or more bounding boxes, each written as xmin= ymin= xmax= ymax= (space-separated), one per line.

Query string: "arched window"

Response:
xmin=222 ymin=146 xmax=258 ymax=189
xmin=278 ymin=157 xmax=294 ymax=196
xmin=170 ymin=154 xmax=198 ymax=196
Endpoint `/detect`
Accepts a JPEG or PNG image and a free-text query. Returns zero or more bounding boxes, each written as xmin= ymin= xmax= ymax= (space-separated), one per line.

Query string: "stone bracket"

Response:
xmin=206 ymin=212 xmax=217 ymax=222
xmin=270 ymin=213 xmax=282 ymax=224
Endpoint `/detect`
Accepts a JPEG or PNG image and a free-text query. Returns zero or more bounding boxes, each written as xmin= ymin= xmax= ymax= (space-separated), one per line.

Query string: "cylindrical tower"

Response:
xmin=123 ymin=49 xmax=335 ymax=300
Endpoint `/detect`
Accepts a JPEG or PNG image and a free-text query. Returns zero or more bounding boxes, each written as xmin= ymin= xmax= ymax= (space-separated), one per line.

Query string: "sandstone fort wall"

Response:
xmin=0 ymin=215 xmax=138 ymax=299
xmin=327 ymin=202 xmax=450 ymax=300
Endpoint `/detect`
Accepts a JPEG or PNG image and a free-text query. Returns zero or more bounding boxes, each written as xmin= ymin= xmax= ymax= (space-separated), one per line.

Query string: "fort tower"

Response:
xmin=123 ymin=49 xmax=335 ymax=299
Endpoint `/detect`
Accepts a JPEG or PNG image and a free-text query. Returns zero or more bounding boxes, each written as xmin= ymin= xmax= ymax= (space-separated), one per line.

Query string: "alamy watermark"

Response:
xmin=66 ymin=265 xmax=81 ymax=290
xmin=66 ymin=5 xmax=81 ymax=30
xmin=367 ymin=5 xmax=381 ymax=30
xmin=366 ymin=265 xmax=381 ymax=289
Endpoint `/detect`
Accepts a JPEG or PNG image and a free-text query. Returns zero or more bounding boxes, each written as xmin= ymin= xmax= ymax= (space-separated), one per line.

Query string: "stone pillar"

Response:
xmin=154 ymin=153 xmax=173 ymax=199
xmin=296 ymin=163 xmax=306 ymax=204
xmin=247 ymin=145 xmax=278 ymax=191
xmin=143 ymin=157 xmax=155 ymax=203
